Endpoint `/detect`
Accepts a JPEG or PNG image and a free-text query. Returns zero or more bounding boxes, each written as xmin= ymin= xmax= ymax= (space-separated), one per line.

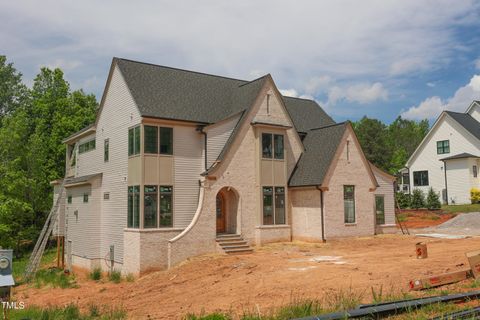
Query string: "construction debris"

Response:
xmin=466 ymin=250 xmax=480 ymax=278
xmin=409 ymin=269 xmax=472 ymax=291
xmin=416 ymin=242 xmax=428 ymax=259
xmin=430 ymin=306 xmax=480 ymax=320
xmin=294 ymin=290 xmax=480 ymax=320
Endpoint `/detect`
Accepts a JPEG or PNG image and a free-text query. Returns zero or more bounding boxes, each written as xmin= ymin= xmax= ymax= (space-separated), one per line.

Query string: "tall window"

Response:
xmin=474 ymin=165 xmax=478 ymax=178
xmin=128 ymin=186 xmax=140 ymax=228
xmin=344 ymin=185 xmax=355 ymax=223
xmin=79 ymin=139 xmax=96 ymax=154
xmin=83 ymin=193 xmax=89 ymax=203
xmin=160 ymin=127 xmax=173 ymax=155
xmin=274 ymin=135 xmax=284 ymax=159
xmin=144 ymin=186 xmax=158 ymax=228
xmin=67 ymin=195 xmax=72 ymax=204
xmin=413 ymin=171 xmax=429 ymax=186
xmin=262 ymin=186 xmax=286 ymax=225
xmin=160 ymin=186 xmax=173 ymax=227
xmin=437 ymin=140 xmax=450 ymax=154
xmin=104 ymin=139 xmax=109 ymax=162
xmin=375 ymin=195 xmax=385 ymax=225
xmin=144 ymin=126 xmax=158 ymax=154
xmin=262 ymin=133 xmax=284 ymax=159
xmin=128 ymin=126 xmax=140 ymax=156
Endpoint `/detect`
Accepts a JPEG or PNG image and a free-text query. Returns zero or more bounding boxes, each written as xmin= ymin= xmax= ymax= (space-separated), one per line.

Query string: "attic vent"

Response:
xmin=267 ymin=94 xmax=271 ymax=114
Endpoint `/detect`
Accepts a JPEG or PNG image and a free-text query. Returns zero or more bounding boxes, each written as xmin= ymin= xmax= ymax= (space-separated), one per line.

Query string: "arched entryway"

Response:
xmin=216 ymin=187 xmax=239 ymax=234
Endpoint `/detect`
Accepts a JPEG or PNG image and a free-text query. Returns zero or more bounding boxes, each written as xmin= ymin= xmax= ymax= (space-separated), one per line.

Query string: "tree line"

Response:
xmin=0 ymin=56 xmax=97 ymax=256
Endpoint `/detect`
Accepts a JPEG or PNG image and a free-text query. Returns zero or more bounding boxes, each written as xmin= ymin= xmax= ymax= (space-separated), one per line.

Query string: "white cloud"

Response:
xmin=401 ymin=74 xmax=480 ymax=119
xmin=44 ymin=59 xmax=82 ymax=71
xmin=427 ymin=82 xmax=436 ymax=88
xmin=0 ymin=0 xmax=479 ymax=99
xmin=327 ymin=82 xmax=388 ymax=105
xmin=279 ymin=88 xmax=299 ymax=97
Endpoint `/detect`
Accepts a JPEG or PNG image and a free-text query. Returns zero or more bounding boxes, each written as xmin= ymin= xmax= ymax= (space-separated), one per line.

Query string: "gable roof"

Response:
xmin=445 ymin=111 xmax=480 ymax=141
xmin=440 ymin=152 xmax=480 ymax=161
xmin=114 ymin=58 xmax=333 ymax=130
xmin=369 ymin=162 xmax=396 ymax=182
xmin=289 ymin=122 xmax=347 ymax=187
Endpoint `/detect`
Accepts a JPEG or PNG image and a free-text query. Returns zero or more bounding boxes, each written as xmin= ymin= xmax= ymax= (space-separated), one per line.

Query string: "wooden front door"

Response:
xmin=216 ymin=192 xmax=226 ymax=233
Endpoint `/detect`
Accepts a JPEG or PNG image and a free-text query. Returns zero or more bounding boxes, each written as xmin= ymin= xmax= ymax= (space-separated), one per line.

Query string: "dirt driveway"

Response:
xmin=15 ymin=235 xmax=480 ymax=319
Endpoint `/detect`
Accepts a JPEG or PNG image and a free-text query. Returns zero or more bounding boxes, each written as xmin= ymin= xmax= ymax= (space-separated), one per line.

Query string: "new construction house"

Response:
xmin=52 ymin=58 xmax=396 ymax=275
xmin=400 ymin=101 xmax=480 ymax=205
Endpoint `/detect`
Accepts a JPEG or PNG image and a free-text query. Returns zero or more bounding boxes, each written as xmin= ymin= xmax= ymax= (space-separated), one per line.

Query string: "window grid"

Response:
xmin=262 ymin=186 xmax=286 ymax=225
xmin=436 ymin=140 xmax=450 ymax=154
xmin=344 ymin=185 xmax=355 ymax=223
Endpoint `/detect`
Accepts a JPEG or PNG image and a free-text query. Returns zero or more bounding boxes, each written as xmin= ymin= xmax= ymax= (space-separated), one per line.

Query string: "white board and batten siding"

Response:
xmin=204 ymin=113 xmax=241 ymax=168
xmin=173 ymin=126 xmax=204 ymax=228
xmin=407 ymin=114 xmax=480 ymax=204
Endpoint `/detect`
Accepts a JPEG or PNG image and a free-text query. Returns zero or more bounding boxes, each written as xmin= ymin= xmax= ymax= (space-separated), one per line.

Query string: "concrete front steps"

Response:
xmin=216 ymin=234 xmax=253 ymax=254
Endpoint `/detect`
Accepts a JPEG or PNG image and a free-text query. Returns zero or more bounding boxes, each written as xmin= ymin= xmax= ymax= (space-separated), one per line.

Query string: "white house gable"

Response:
xmin=467 ymin=101 xmax=480 ymax=122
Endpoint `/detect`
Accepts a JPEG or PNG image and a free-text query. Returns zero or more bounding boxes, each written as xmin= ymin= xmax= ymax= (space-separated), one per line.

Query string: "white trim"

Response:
xmin=465 ymin=100 xmax=480 ymax=114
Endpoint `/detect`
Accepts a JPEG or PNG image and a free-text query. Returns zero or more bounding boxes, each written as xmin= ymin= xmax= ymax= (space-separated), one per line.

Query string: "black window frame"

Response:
xmin=127 ymin=186 xmax=140 ymax=228
xmin=274 ymin=134 xmax=284 ymax=160
xmin=262 ymin=186 xmax=286 ymax=225
xmin=474 ymin=165 xmax=478 ymax=178
xmin=83 ymin=193 xmax=89 ymax=203
xmin=67 ymin=195 xmax=72 ymax=204
xmin=159 ymin=127 xmax=173 ymax=155
xmin=413 ymin=170 xmax=429 ymax=186
xmin=144 ymin=125 xmax=158 ymax=154
xmin=159 ymin=186 xmax=173 ymax=227
xmin=375 ymin=195 xmax=385 ymax=225
xmin=79 ymin=138 xmax=96 ymax=154
xmin=262 ymin=133 xmax=284 ymax=160
xmin=344 ymin=185 xmax=355 ymax=224
xmin=436 ymin=140 xmax=450 ymax=154
xmin=104 ymin=139 xmax=109 ymax=162
xmin=128 ymin=126 xmax=141 ymax=156
xmin=144 ymin=185 xmax=158 ymax=228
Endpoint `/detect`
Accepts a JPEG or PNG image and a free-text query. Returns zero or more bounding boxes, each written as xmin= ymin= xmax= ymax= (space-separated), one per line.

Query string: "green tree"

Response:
xmin=0 ymin=55 xmax=29 ymax=121
xmin=426 ymin=187 xmax=441 ymax=210
xmin=353 ymin=116 xmax=392 ymax=171
xmin=411 ymin=189 xmax=426 ymax=209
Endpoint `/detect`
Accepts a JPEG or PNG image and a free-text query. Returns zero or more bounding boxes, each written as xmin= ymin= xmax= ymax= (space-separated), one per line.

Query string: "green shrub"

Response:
xmin=125 ymin=273 xmax=135 ymax=282
xmin=471 ymin=188 xmax=480 ymax=204
xmin=89 ymin=267 xmax=102 ymax=281
xmin=395 ymin=192 xmax=411 ymax=209
xmin=33 ymin=268 xmax=77 ymax=289
xmin=426 ymin=187 xmax=441 ymax=210
xmin=411 ymin=189 xmax=425 ymax=209
xmin=109 ymin=270 xmax=122 ymax=283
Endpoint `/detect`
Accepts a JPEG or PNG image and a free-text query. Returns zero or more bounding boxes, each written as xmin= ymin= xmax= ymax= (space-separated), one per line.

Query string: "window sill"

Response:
xmin=124 ymin=227 xmax=183 ymax=233
xmin=344 ymin=223 xmax=357 ymax=226
xmin=256 ymin=224 xmax=290 ymax=229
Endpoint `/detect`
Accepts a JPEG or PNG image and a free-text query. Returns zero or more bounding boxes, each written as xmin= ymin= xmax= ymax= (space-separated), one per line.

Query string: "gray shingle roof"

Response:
xmin=65 ymin=173 xmax=102 ymax=186
xmin=115 ymin=58 xmax=333 ymax=130
xmin=289 ymin=123 xmax=347 ymax=187
xmin=440 ymin=152 xmax=480 ymax=161
xmin=446 ymin=111 xmax=480 ymax=141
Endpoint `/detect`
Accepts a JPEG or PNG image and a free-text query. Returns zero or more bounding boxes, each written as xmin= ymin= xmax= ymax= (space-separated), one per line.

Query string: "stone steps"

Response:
xmin=216 ymin=234 xmax=253 ymax=254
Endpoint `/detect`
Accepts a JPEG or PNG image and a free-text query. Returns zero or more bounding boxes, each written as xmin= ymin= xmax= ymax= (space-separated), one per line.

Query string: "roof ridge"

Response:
xmin=115 ymin=57 xmax=249 ymax=83
xmin=309 ymin=121 xmax=347 ymax=131
xmin=238 ymin=74 xmax=268 ymax=87
xmin=445 ymin=110 xmax=467 ymax=115
xmin=282 ymin=95 xmax=316 ymax=103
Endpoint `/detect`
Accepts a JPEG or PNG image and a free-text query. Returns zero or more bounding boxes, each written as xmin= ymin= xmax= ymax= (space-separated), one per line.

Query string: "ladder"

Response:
xmin=395 ymin=196 xmax=410 ymax=235
xmin=24 ymin=143 xmax=77 ymax=280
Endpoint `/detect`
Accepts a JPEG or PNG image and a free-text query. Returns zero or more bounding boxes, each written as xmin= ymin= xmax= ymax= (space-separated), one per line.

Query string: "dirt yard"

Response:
xmin=399 ymin=209 xmax=456 ymax=229
xmin=15 ymin=235 xmax=480 ymax=319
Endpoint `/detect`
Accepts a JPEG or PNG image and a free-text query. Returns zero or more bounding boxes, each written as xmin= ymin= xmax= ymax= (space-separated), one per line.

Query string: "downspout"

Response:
xmin=316 ymin=186 xmax=326 ymax=243
xmin=443 ymin=160 xmax=449 ymax=205
xmin=197 ymin=126 xmax=208 ymax=171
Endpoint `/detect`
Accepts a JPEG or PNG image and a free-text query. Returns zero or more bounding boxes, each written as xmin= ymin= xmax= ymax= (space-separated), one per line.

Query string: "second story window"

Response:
xmin=160 ymin=127 xmax=173 ymax=155
xmin=144 ymin=126 xmax=158 ymax=154
xmin=128 ymin=126 xmax=140 ymax=156
xmin=104 ymin=139 xmax=109 ymax=162
xmin=79 ymin=139 xmax=96 ymax=154
xmin=437 ymin=140 xmax=450 ymax=154
xmin=262 ymin=133 xmax=284 ymax=159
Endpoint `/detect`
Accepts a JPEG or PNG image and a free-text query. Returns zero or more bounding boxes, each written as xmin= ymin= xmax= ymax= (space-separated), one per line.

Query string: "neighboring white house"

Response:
xmin=402 ymin=100 xmax=480 ymax=205
xmin=52 ymin=57 xmax=396 ymax=275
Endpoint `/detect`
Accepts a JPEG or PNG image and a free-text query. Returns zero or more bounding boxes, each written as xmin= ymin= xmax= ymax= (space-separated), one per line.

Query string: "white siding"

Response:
xmin=95 ymin=65 xmax=142 ymax=263
xmin=408 ymin=115 xmax=480 ymax=204
xmin=65 ymin=179 xmax=101 ymax=260
xmin=205 ymin=113 xmax=241 ymax=168
xmin=76 ymin=134 xmax=101 ymax=177
xmin=173 ymin=126 xmax=204 ymax=228
xmin=373 ymin=172 xmax=395 ymax=225
xmin=445 ymin=159 xmax=473 ymax=204
xmin=52 ymin=184 xmax=65 ymax=236
xmin=468 ymin=103 xmax=480 ymax=122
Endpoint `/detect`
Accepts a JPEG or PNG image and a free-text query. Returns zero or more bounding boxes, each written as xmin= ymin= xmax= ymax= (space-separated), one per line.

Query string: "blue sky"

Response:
xmin=1 ymin=1 xmax=480 ymax=124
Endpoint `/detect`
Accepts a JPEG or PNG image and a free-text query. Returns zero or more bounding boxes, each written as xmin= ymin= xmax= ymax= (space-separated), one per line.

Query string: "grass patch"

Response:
xmin=108 ymin=271 xmax=122 ymax=283
xmin=89 ymin=267 xmax=102 ymax=281
xmin=397 ymin=213 xmax=408 ymax=222
xmin=125 ymin=273 xmax=135 ymax=282
xmin=12 ymin=248 xmax=57 ymax=283
xmin=33 ymin=268 xmax=77 ymax=289
xmin=442 ymin=203 xmax=480 ymax=214
xmin=9 ymin=303 xmax=126 ymax=320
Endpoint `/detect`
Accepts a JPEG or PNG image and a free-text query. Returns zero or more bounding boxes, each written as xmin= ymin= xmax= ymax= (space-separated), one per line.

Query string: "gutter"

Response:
xmin=316 ymin=186 xmax=326 ymax=243
xmin=442 ymin=160 xmax=449 ymax=205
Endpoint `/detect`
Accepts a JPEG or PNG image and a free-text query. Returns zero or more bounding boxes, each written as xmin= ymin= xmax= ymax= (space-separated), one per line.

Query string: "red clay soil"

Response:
xmin=398 ymin=210 xmax=456 ymax=229
xmin=14 ymin=235 xmax=480 ymax=319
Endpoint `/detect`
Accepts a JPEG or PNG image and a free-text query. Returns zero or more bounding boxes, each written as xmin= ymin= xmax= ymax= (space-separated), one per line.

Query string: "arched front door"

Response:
xmin=216 ymin=192 xmax=226 ymax=233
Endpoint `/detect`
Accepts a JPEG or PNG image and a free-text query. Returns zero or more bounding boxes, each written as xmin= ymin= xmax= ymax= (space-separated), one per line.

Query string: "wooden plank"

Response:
xmin=409 ymin=269 xmax=472 ymax=290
